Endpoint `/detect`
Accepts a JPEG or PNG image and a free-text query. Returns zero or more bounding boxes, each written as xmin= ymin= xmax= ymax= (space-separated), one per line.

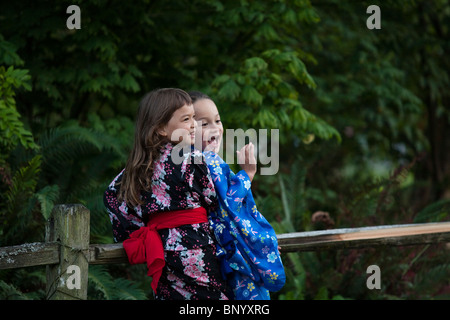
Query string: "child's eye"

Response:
xmin=202 ymin=122 xmax=208 ymax=127
xmin=216 ymin=120 xmax=221 ymax=124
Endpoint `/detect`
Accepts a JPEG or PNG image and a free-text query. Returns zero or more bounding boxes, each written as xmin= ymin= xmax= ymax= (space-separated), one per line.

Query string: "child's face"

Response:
xmin=160 ymin=104 xmax=197 ymax=145
xmin=193 ymin=99 xmax=223 ymax=153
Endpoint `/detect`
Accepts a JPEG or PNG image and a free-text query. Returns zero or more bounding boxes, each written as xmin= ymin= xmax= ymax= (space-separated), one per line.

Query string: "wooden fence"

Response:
xmin=1 ymin=204 xmax=450 ymax=299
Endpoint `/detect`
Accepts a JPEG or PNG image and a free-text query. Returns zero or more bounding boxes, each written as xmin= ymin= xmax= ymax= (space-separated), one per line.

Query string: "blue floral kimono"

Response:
xmin=204 ymin=151 xmax=286 ymax=300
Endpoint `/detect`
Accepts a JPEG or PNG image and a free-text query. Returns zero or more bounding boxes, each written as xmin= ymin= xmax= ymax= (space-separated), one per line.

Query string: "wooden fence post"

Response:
xmin=45 ymin=204 xmax=90 ymax=300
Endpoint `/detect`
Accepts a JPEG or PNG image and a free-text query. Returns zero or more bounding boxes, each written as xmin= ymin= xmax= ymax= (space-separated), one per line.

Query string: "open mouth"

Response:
xmin=205 ymin=134 xmax=220 ymax=150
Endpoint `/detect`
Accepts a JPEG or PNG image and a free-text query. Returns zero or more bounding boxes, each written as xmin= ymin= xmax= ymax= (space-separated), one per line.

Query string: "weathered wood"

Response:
xmin=45 ymin=204 xmax=90 ymax=300
xmin=0 ymin=242 xmax=128 ymax=269
xmin=87 ymin=222 xmax=450 ymax=263
xmin=3 ymin=221 xmax=450 ymax=272
xmin=0 ymin=242 xmax=59 ymax=270
xmin=277 ymin=221 xmax=450 ymax=252
xmin=89 ymin=243 xmax=128 ymax=265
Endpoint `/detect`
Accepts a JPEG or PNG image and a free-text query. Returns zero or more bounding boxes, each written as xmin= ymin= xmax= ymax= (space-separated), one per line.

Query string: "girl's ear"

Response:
xmin=157 ymin=125 xmax=167 ymax=137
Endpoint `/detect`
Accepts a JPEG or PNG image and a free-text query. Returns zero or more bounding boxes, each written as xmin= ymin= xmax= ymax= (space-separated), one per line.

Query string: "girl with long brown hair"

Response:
xmin=103 ymin=88 xmax=229 ymax=300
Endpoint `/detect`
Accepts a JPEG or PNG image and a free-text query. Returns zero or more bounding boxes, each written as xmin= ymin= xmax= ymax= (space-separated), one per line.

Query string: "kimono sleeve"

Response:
xmin=215 ymin=164 xmax=252 ymax=212
xmin=103 ymin=170 xmax=144 ymax=242
xmin=206 ymin=152 xmax=286 ymax=294
xmin=185 ymin=152 xmax=218 ymax=211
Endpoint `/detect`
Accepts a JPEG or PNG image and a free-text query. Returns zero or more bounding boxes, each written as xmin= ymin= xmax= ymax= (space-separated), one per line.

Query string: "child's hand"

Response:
xmin=237 ymin=142 xmax=256 ymax=181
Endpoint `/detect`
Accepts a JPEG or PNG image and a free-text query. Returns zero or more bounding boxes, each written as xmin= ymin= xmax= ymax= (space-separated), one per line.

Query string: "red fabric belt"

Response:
xmin=122 ymin=207 xmax=208 ymax=293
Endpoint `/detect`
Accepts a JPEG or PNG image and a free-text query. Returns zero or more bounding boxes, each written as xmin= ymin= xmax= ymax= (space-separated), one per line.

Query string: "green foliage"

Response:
xmin=88 ymin=266 xmax=149 ymax=300
xmin=0 ymin=280 xmax=30 ymax=300
xmin=0 ymin=66 xmax=36 ymax=152
xmin=414 ymin=199 xmax=450 ymax=223
xmin=0 ymin=267 xmax=46 ymax=300
xmin=258 ymin=155 xmax=450 ymax=300
xmin=211 ymin=50 xmax=341 ymax=143
xmin=0 ymin=154 xmax=42 ymax=245
xmin=34 ymin=184 xmax=60 ymax=220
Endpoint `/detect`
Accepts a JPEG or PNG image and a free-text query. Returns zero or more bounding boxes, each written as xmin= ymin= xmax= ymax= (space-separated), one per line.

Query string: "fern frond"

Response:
xmin=88 ymin=266 xmax=149 ymax=300
xmin=414 ymin=199 xmax=450 ymax=223
xmin=39 ymin=123 xmax=123 ymax=161
xmin=34 ymin=184 xmax=60 ymax=219
xmin=88 ymin=265 xmax=115 ymax=300
xmin=414 ymin=263 xmax=450 ymax=296
xmin=0 ymin=154 xmax=42 ymax=245
xmin=0 ymin=280 xmax=29 ymax=300
xmin=74 ymin=181 xmax=110 ymax=237
xmin=112 ymin=277 xmax=148 ymax=300
xmin=5 ymin=155 xmax=41 ymax=209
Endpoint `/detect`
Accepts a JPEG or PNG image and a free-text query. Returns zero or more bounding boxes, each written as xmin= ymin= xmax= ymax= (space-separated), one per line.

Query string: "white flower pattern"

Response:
xmin=104 ymin=143 xmax=228 ymax=300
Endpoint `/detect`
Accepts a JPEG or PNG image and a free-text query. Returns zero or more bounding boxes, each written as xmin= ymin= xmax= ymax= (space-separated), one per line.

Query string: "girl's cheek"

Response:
xmin=202 ymin=138 xmax=208 ymax=150
xmin=201 ymin=129 xmax=209 ymax=145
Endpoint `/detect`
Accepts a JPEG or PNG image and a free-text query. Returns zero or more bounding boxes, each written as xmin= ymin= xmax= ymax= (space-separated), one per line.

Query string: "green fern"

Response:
xmin=412 ymin=263 xmax=450 ymax=298
xmin=75 ymin=182 xmax=111 ymax=238
xmin=112 ymin=277 xmax=149 ymax=300
xmin=4 ymin=155 xmax=41 ymax=210
xmin=0 ymin=280 xmax=29 ymax=300
xmin=34 ymin=184 xmax=60 ymax=220
xmin=277 ymin=252 xmax=306 ymax=300
xmin=88 ymin=266 xmax=148 ymax=300
xmin=38 ymin=124 xmax=123 ymax=173
xmin=1 ymin=155 xmax=42 ymax=245
xmin=88 ymin=265 xmax=116 ymax=300
xmin=37 ymin=123 xmax=126 ymax=208
xmin=413 ymin=199 xmax=450 ymax=223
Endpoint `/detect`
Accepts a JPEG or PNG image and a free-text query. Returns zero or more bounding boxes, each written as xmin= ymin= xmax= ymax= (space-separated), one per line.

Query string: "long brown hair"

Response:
xmin=118 ymin=88 xmax=192 ymax=207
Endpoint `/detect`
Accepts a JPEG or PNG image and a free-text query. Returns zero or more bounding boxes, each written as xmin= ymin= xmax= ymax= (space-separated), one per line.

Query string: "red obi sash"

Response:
xmin=122 ymin=207 xmax=208 ymax=293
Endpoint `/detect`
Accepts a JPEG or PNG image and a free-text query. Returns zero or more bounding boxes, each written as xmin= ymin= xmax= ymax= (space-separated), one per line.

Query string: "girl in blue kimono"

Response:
xmin=190 ymin=91 xmax=286 ymax=300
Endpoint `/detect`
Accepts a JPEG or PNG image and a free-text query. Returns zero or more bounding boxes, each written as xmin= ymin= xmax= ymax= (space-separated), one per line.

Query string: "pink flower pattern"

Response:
xmin=104 ymin=142 xmax=228 ymax=300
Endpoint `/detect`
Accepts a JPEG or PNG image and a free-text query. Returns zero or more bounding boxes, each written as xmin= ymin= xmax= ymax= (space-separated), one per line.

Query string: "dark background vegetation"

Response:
xmin=1 ymin=0 xmax=449 ymax=299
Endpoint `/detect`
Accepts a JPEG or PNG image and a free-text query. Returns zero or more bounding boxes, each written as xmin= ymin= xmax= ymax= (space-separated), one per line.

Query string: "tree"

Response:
xmin=293 ymin=0 xmax=450 ymax=209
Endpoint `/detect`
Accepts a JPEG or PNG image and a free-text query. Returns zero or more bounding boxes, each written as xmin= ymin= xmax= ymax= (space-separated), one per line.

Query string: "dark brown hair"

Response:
xmin=188 ymin=90 xmax=212 ymax=103
xmin=118 ymin=88 xmax=192 ymax=206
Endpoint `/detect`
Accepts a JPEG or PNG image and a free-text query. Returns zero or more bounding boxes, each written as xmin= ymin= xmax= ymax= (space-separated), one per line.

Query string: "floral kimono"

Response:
xmin=204 ymin=151 xmax=286 ymax=300
xmin=103 ymin=142 xmax=229 ymax=300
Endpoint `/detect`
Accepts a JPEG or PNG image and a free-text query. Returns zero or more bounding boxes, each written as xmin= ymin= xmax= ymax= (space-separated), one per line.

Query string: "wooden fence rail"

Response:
xmin=1 ymin=204 xmax=450 ymax=299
